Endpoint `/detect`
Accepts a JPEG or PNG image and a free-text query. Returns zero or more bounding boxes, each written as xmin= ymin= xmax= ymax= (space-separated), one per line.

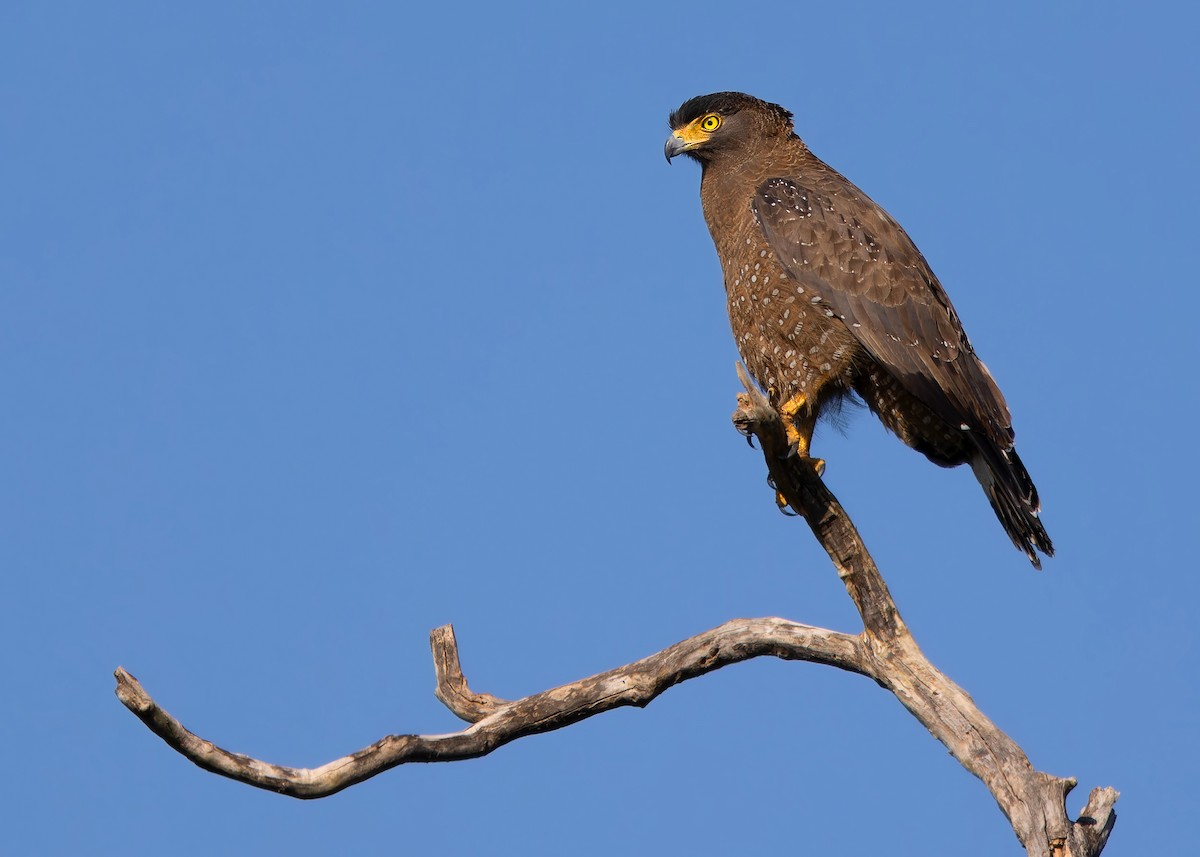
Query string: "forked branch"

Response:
xmin=113 ymin=365 xmax=1117 ymax=856
xmin=114 ymin=618 xmax=866 ymax=798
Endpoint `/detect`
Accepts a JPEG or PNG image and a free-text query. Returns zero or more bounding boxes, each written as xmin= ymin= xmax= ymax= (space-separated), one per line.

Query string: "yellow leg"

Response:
xmin=779 ymin=394 xmax=812 ymax=456
xmin=770 ymin=393 xmax=826 ymax=515
xmin=778 ymin=390 xmax=826 ymax=474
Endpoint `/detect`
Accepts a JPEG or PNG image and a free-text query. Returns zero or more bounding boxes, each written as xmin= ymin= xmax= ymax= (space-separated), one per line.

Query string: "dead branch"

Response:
xmin=113 ymin=364 xmax=1117 ymax=856
xmin=114 ymin=618 xmax=865 ymax=798
xmin=730 ymin=364 xmax=1117 ymax=856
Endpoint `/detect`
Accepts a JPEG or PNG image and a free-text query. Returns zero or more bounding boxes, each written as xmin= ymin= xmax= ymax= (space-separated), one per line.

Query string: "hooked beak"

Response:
xmin=664 ymin=132 xmax=690 ymax=162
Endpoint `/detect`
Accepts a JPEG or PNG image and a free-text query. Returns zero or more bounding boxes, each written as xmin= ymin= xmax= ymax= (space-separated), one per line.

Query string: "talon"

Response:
xmin=758 ymin=392 xmax=824 ymax=515
xmin=768 ymin=476 xmax=799 ymax=516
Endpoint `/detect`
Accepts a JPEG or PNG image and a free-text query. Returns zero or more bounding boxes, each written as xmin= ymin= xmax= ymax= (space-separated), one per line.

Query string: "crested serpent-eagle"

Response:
xmin=665 ymin=92 xmax=1053 ymax=568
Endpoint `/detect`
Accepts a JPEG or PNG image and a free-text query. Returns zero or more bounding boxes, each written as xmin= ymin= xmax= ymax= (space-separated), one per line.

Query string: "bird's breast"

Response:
xmin=709 ymin=206 xmax=860 ymax=404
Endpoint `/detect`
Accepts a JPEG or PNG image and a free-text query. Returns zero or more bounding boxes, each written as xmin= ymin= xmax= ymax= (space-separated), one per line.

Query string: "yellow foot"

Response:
xmin=768 ymin=478 xmax=800 ymax=516
xmin=769 ymin=456 xmax=825 ymax=516
xmin=778 ymin=393 xmax=812 ymax=457
xmin=774 ymin=489 xmax=800 ymax=516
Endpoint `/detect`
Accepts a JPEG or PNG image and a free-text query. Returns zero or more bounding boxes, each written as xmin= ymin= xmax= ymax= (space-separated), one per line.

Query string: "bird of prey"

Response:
xmin=665 ymin=92 xmax=1053 ymax=567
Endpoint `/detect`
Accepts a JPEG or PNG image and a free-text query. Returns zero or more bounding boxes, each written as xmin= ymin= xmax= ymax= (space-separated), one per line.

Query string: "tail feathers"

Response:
xmin=970 ymin=444 xmax=1054 ymax=569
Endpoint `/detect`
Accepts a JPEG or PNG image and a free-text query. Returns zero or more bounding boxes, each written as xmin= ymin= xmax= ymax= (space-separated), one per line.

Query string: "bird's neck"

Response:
xmin=696 ymin=137 xmax=815 ymax=279
xmin=699 ymin=138 xmax=810 ymax=222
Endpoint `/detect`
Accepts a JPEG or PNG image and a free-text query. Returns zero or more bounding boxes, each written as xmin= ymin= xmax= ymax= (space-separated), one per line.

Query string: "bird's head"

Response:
xmin=665 ymin=92 xmax=795 ymax=164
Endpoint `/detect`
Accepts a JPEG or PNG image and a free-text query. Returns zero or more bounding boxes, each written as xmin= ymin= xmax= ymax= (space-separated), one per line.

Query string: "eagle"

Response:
xmin=665 ymin=92 xmax=1053 ymax=568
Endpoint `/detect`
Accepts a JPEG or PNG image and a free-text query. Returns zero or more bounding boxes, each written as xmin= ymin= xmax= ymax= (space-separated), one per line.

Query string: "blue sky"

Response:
xmin=3 ymin=2 xmax=1196 ymax=854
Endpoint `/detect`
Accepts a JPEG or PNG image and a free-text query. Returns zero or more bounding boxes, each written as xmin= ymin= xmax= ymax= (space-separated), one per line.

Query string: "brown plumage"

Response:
xmin=666 ymin=91 xmax=1053 ymax=568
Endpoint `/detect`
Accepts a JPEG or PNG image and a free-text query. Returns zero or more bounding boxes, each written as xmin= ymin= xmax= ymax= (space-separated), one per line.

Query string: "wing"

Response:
xmin=751 ymin=175 xmax=1015 ymax=452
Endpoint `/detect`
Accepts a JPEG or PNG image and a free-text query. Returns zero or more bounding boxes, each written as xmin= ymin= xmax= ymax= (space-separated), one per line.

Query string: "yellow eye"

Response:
xmin=700 ymin=114 xmax=722 ymax=132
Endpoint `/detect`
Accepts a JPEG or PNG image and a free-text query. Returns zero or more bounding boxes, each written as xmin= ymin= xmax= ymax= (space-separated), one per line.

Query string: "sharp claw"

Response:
xmin=745 ymin=434 xmax=756 ymax=449
xmin=766 ymin=477 xmax=799 ymax=516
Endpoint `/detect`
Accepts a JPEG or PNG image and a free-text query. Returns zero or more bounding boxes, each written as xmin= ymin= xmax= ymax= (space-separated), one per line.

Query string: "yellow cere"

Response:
xmin=672 ymin=115 xmax=722 ymax=148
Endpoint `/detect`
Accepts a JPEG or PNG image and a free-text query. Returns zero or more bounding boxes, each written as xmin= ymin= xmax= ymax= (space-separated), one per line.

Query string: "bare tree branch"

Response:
xmin=113 ymin=364 xmax=1117 ymax=855
xmin=115 ymin=617 xmax=866 ymax=798
xmin=730 ymin=365 xmax=1117 ymax=857
xmin=430 ymin=624 xmax=510 ymax=723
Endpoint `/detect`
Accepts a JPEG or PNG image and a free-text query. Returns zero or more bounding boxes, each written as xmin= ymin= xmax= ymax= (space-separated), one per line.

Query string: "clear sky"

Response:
xmin=3 ymin=2 xmax=1196 ymax=855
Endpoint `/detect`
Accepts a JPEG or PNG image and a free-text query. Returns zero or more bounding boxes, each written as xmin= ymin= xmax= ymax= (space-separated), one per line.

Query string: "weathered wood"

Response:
xmin=730 ymin=365 xmax=1116 ymax=856
xmin=115 ymin=618 xmax=866 ymax=798
xmin=732 ymin=362 xmax=905 ymax=641
xmin=112 ymin=364 xmax=1117 ymax=854
xmin=431 ymin=625 xmax=509 ymax=723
